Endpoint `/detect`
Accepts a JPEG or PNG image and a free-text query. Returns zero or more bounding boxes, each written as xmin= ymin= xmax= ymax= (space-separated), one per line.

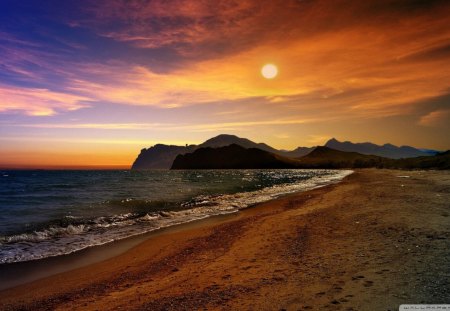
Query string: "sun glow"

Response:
xmin=261 ymin=64 xmax=278 ymax=79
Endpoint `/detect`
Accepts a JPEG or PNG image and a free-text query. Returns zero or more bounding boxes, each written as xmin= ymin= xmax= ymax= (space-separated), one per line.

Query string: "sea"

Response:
xmin=0 ymin=169 xmax=352 ymax=264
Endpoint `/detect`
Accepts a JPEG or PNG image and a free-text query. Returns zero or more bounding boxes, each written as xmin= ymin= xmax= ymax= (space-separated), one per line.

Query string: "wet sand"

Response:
xmin=0 ymin=169 xmax=449 ymax=310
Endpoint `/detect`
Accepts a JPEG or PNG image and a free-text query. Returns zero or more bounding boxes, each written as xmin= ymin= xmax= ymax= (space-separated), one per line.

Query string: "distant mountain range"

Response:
xmin=171 ymin=145 xmax=450 ymax=170
xmin=131 ymin=134 xmax=441 ymax=170
xmin=297 ymin=146 xmax=388 ymax=168
xmin=324 ymin=138 xmax=439 ymax=159
xmin=171 ymin=145 xmax=388 ymax=170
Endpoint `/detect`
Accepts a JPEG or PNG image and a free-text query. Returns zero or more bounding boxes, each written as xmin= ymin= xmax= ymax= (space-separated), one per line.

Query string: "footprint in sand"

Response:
xmin=363 ymin=280 xmax=374 ymax=287
xmin=351 ymin=275 xmax=365 ymax=281
xmin=330 ymin=299 xmax=340 ymax=305
xmin=333 ymin=285 xmax=343 ymax=291
xmin=315 ymin=291 xmax=326 ymax=296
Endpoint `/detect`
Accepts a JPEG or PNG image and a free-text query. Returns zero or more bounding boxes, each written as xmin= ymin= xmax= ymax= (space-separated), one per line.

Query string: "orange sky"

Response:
xmin=0 ymin=0 xmax=449 ymax=168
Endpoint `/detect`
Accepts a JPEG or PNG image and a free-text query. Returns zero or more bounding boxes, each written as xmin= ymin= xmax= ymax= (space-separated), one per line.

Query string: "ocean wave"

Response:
xmin=1 ymin=224 xmax=86 ymax=244
xmin=0 ymin=169 xmax=352 ymax=264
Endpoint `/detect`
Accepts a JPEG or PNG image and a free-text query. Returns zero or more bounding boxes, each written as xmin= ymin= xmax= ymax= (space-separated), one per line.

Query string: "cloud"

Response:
xmin=64 ymin=59 xmax=310 ymax=108
xmin=273 ymin=133 xmax=290 ymax=139
xmin=398 ymin=40 xmax=450 ymax=62
xmin=1 ymin=0 xmax=450 ymax=123
xmin=306 ymin=135 xmax=331 ymax=145
xmin=15 ymin=118 xmax=317 ymax=131
xmin=84 ymin=1 xmax=450 ymax=58
xmin=0 ymin=136 xmax=156 ymax=145
xmin=87 ymin=0 xmax=282 ymax=56
xmin=0 ymin=85 xmax=91 ymax=116
xmin=16 ymin=122 xmax=165 ymax=130
xmin=67 ymin=0 xmax=450 ymax=119
xmin=418 ymin=109 xmax=450 ymax=127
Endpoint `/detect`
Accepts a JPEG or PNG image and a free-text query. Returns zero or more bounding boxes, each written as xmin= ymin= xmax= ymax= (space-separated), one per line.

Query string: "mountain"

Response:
xmin=131 ymin=134 xmax=313 ymax=170
xmin=284 ymin=146 xmax=315 ymax=158
xmin=131 ymin=144 xmax=196 ymax=170
xmin=171 ymin=145 xmax=391 ymax=170
xmin=131 ymin=134 xmax=441 ymax=170
xmin=325 ymin=138 xmax=438 ymax=159
xmin=419 ymin=149 xmax=441 ymax=156
xmin=171 ymin=144 xmax=450 ymax=170
xmin=298 ymin=146 xmax=449 ymax=169
xmin=392 ymin=150 xmax=450 ymax=169
xmin=297 ymin=146 xmax=392 ymax=168
xmin=198 ymin=134 xmax=280 ymax=154
xmin=171 ymin=144 xmax=298 ymax=169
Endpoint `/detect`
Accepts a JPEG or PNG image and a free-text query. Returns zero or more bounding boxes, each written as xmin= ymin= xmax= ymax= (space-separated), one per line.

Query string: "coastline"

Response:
xmin=1 ymin=169 xmax=449 ymax=310
xmin=0 ymin=169 xmax=351 ymax=265
xmin=0 ymin=169 xmax=350 ymax=289
xmin=0 ymin=211 xmax=241 ymax=291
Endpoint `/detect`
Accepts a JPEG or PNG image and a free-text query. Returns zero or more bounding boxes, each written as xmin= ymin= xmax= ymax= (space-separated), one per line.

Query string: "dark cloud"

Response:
xmin=401 ymin=41 xmax=450 ymax=62
xmin=376 ymin=0 xmax=448 ymax=13
xmin=410 ymin=91 xmax=450 ymax=114
xmin=73 ymin=0 xmax=450 ymax=65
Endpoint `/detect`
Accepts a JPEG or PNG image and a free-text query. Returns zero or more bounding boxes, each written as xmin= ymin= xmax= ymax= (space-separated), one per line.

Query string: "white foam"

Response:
xmin=0 ymin=169 xmax=352 ymax=264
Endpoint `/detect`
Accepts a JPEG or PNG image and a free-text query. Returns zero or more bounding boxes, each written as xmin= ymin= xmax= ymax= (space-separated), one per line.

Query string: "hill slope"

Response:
xmin=171 ymin=144 xmax=298 ymax=169
xmin=283 ymin=146 xmax=315 ymax=158
xmin=131 ymin=144 xmax=196 ymax=170
xmin=298 ymin=147 xmax=450 ymax=169
xmin=297 ymin=146 xmax=392 ymax=168
xmin=392 ymin=150 xmax=450 ymax=169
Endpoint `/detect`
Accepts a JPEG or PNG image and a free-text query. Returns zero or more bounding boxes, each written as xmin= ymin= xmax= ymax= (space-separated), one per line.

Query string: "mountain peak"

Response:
xmin=325 ymin=138 xmax=340 ymax=146
xmin=208 ymin=134 xmax=239 ymax=140
xmin=200 ymin=134 xmax=250 ymax=147
xmin=199 ymin=134 xmax=279 ymax=154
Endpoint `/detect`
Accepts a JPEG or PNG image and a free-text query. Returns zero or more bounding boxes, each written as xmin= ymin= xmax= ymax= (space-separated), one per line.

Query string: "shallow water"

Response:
xmin=0 ymin=169 xmax=352 ymax=263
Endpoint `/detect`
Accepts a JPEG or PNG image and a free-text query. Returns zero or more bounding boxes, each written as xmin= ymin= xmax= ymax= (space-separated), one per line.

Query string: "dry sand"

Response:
xmin=0 ymin=169 xmax=449 ymax=311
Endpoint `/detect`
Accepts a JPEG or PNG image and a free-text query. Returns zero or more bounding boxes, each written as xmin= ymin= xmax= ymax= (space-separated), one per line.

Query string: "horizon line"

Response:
xmin=0 ymin=165 xmax=132 ymax=170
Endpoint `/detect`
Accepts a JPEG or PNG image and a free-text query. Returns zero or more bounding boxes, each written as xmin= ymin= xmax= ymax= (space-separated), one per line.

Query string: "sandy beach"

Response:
xmin=0 ymin=169 xmax=449 ymax=311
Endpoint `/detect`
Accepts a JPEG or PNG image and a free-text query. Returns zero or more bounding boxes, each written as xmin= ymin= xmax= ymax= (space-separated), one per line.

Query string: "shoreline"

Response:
xmin=0 ymin=169 xmax=351 ymax=289
xmin=1 ymin=169 xmax=448 ymax=310
xmin=0 ymin=211 xmax=241 ymax=291
xmin=0 ymin=169 xmax=351 ymax=266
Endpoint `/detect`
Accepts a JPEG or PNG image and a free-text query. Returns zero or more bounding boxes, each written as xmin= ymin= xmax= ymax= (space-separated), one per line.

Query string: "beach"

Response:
xmin=1 ymin=169 xmax=449 ymax=310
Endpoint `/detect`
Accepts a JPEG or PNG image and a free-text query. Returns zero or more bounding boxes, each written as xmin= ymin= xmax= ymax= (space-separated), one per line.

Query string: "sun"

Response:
xmin=261 ymin=64 xmax=278 ymax=79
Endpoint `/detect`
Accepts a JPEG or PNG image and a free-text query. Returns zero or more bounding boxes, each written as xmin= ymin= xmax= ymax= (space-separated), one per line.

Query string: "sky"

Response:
xmin=1 ymin=0 xmax=449 ymax=168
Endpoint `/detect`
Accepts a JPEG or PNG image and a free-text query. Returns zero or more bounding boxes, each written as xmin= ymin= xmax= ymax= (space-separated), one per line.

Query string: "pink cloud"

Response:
xmin=0 ymin=85 xmax=91 ymax=116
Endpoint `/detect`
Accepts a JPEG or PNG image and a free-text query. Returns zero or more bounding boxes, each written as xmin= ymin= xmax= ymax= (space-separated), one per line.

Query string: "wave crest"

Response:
xmin=0 ymin=169 xmax=352 ymax=263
